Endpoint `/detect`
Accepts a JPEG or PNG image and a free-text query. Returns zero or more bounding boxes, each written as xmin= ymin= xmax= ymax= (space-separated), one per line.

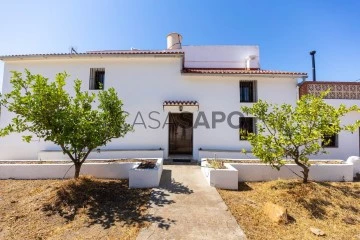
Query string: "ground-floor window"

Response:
xmin=239 ymin=117 xmax=256 ymax=140
xmin=322 ymin=134 xmax=338 ymax=148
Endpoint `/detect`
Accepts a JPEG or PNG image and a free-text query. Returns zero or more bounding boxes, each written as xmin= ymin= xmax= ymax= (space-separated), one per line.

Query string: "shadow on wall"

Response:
xmin=41 ymin=170 xmax=194 ymax=231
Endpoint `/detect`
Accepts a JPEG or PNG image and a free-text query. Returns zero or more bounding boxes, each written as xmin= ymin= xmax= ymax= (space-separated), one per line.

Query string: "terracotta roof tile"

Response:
xmin=86 ymin=50 xmax=184 ymax=54
xmin=182 ymin=68 xmax=307 ymax=76
xmin=163 ymin=101 xmax=198 ymax=106
xmin=0 ymin=50 xmax=184 ymax=60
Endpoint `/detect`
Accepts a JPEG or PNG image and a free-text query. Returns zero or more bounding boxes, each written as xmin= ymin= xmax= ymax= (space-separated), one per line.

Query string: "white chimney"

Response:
xmin=167 ymin=33 xmax=183 ymax=50
xmin=246 ymin=55 xmax=257 ymax=70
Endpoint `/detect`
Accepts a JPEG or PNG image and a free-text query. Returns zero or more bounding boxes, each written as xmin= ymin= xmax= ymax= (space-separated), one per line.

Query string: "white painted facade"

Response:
xmin=182 ymin=45 xmax=260 ymax=69
xmin=0 ymin=34 xmax=358 ymax=161
xmin=311 ymin=100 xmax=360 ymax=160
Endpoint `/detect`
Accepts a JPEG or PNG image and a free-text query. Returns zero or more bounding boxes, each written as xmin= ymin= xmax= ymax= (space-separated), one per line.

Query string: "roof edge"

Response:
xmin=182 ymin=68 xmax=308 ymax=77
xmin=0 ymin=51 xmax=184 ymax=61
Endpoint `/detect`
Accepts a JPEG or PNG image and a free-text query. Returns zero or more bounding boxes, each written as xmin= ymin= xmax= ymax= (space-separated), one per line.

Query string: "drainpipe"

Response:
xmin=310 ymin=50 xmax=316 ymax=81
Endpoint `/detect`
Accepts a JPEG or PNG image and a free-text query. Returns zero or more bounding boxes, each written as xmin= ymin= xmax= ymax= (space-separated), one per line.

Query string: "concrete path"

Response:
xmin=137 ymin=165 xmax=246 ymax=240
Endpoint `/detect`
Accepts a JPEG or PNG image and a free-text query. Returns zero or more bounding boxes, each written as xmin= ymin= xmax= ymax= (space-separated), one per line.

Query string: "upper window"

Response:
xmin=89 ymin=68 xmax=105 ymax=90
xmin=322 ymin=134 xmax=338 ymax=148
xmin=239 ymin=117 xmax=256 ymax=140
xmin=240 ymin=80 xmax=257 ymax=102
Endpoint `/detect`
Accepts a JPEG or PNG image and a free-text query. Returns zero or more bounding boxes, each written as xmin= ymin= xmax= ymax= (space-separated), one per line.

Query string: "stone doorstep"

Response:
xmin=163 ymin=159 xmax=199 ymax=165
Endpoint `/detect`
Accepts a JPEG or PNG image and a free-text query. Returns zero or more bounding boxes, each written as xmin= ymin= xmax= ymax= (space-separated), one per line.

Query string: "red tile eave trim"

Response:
xmin=182 ymin=68 xmax=307 ymax=76
xmin=0 ymin=51 xmax=184 ymax=59
xmin=163 ymin=101 xmax=199 ymax=106
xmin=183 ymin=68 xmax=261 ymax=70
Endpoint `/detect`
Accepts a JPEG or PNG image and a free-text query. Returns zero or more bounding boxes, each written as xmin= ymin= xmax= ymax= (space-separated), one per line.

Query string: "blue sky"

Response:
xmin=1 ymin=0 xmax=360 ymax=84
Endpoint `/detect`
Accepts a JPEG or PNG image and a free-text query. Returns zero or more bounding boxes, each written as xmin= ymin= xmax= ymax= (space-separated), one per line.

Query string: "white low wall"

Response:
xmin=346 ymin=156 xmax=360 ymax=177
xmin=201 ymin=158 xmax=354 ymax=184
xmin=233 ymin=163 xmax=353 ymax=182
xmin=0 ymin=162 xmax=136 ymax=179
xmin=129 ymin=158 xmax=163 ymax=188
xmin=201 ymin=161 xmax=238 ymax=190
xmin=0 ymin=158 xmax=163 ymax=180
xmin=38 ymin=149 xmax=164 ymax=160
xmin=198 ymin=150 xmax=255 ymax=161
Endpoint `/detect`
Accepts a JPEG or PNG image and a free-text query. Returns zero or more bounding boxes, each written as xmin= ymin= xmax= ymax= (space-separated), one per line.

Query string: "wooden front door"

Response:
xmin=168 ymin=113 xmax=193 ymax=155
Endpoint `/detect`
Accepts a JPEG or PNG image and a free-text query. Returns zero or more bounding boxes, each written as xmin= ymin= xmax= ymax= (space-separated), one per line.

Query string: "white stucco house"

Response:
xmin=0 ymin=33 xmax=359 ymax=161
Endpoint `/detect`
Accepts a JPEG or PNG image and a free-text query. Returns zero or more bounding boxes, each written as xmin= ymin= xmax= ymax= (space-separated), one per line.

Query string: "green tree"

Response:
xmin=0 ymin=70 xmax=133 ymax=178
xmin=241 ymin=91 xmax=358 ymax=183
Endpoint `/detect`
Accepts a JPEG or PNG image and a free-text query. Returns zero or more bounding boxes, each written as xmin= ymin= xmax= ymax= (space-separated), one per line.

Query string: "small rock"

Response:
xmin=263 ymin=202 xmax=288 ymax=224
xmin=343 ymin=216 xmax=356 ymax=225
xmin=10 ymin=200 xmax=17 ymax=204
xmin=310 ymin=227 xmax=326 ymax=236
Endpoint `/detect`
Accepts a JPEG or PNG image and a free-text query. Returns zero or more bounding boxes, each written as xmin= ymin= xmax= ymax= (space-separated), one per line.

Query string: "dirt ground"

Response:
xmin=218 ymin=180 xmax=360 ymax=240
xmin=0 ymin=176 xmax=152 ymax=240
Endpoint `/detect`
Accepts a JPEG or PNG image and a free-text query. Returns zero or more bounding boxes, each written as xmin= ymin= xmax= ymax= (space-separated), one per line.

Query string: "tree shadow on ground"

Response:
xmin=340 ymin=204 xmax=359 ymax=213
xmin=41 ymin=176 xmax=177 ymax=230
xmin=317 ymin=182 xmax=360 ymax=199
xmin=156 ymin=169 xmax=194 ymax=195
xmin=297 ymin=197 xmax=332 ymax=220
xmin=42 ymin=170 xmax=195 ymax=231
xmin=143 ymin=169 xmax=194 ymax=230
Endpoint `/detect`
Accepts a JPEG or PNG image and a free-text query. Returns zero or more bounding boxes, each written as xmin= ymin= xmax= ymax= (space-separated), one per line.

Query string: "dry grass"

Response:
xmin=218 ymin=180 xmax=360 ymax=240
xmin=0 ymin=176 xmax=151 ymax=240
xmin=207 ymin=160 xmax=226 ymax=169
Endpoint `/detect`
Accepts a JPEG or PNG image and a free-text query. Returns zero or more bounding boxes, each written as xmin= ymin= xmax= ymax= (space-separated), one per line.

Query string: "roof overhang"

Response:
xmin=181 ymin=68 xmax=308 ymax=78
xmin=163 ymin=101 xmax=199 ymax=112
xmin=0 ymin=51 xmax=184 ymax=61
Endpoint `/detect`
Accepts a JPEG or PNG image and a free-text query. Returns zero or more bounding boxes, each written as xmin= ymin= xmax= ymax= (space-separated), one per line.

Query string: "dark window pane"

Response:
xmin=322 ymin=134 xmax=338 ymax=147
xmin=89 ymin=68 xmax=105 ymax=90
xmin=240 ymin=81 xmax=256 ymax=102
xmin=95 ymin=71 xmax=105 ymax=89
xmin=239 ymin=117 xmax=255 ymax=140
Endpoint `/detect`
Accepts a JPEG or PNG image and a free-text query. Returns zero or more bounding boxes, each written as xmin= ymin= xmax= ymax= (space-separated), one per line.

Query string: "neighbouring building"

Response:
xmin=0 ymin=33 xmax=359 ymax=161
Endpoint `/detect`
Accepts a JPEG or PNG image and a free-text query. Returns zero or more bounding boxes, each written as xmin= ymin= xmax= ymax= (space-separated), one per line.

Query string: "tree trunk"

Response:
xmin=294 ymin=157 xmax=310 ymax=183
xmin=74 ymin=162 xmax=82 ymax=179
xmin=301 ymin=166 xmax=310 ymax=183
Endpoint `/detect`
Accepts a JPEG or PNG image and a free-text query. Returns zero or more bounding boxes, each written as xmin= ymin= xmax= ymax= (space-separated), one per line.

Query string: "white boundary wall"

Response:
xmin=232 ymin=163 xmax=353 ymax=182
xmin=0 ymin=158 xmax=162 ymax=181
xmin=199 ymin=150 xmax=256 ymax=160
xmin=201 ymin=158 xmax=355 ymax=189
xmin=346 ymin=156 xmax=360 ymax=176
xmin=38 ymin=149 xmax=164 ymax=160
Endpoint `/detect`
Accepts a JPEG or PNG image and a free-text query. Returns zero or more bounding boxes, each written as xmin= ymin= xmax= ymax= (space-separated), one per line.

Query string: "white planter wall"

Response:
xmin=201 ymin=159 xmax=355 ymax=189
xmin=0 ymin=158 xmax=163 ymax=181
xmin=129 ymin=158 xmax=163 ymax=188
xmin=346 ymin=156 xmax=360 ymax=176
xmin=199 ymin=150 xmax=256 ymax=160
xmin=0 ymin=162 xmax=136 ymax=179
xmin=201 ymin=162 xmax=238 ymax=190
xmin=232 ymin=163 xmax=353 ymax=182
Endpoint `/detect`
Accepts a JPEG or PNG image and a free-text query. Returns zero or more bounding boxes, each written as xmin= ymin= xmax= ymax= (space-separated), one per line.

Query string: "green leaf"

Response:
xmin=0 ymin=70 xmax=133 ymax=177
xmin=241 ymin=91 xmax=358 ymax=182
